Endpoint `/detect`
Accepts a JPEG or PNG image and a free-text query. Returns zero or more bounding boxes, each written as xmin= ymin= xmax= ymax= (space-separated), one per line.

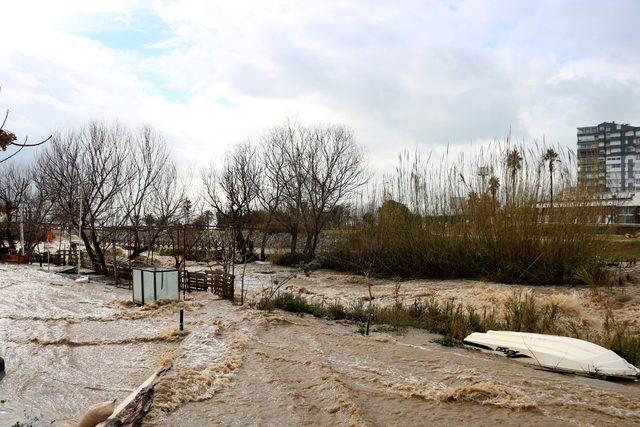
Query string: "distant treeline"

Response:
xmin=1 ymin=118 xmax=614 ymax=285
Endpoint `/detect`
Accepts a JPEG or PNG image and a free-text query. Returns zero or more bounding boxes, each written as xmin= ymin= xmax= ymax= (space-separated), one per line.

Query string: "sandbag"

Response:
xmin=78 ymin=399 xmax=116 ymax=427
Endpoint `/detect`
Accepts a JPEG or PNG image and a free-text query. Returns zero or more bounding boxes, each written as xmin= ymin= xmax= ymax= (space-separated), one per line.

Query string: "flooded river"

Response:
xmin=0 ymin=265 xmax=179 ymax=425
xmin=1 ymin=264 xmax=639 ymax=426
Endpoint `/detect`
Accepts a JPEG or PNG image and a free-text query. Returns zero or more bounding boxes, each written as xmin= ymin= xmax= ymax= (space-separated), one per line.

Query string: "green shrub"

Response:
xmin=270 ymin=252 xmax=310 ymax=267
xmin=373 ymin=324 xmax=397 ymax=333
xmin=326 ymin=302 xmax=348 ymax=320
xmin=431 ymin=336 xmax=455 ymax=346
xmin=255 ymin=291 xmax=640 ymax=367
xmin=599 ymin=312 xmax=640 ymax=367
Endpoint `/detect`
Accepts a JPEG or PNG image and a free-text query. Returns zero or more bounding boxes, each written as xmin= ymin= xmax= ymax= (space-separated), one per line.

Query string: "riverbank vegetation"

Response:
xmin=320 ymin=145 xmax=611 ymax=285
xmin=255 ymin=290 xmax=640 ymax=367
xmin=0 ymin=117 xmax=619 ymax=287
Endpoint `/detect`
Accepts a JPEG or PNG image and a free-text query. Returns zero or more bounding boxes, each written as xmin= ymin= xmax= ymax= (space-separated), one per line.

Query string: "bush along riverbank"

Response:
xmin=274 ymin=146 xmax=618 ymax=286
xmin=254 ymin=291 xmax=640 ymax=368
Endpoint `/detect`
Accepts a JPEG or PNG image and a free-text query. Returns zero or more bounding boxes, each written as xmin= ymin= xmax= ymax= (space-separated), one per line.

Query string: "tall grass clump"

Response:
xmin=255 ymin=291 xmax=640 ymax=367
xmin=326 ymin=141 xmax=610 ymax=285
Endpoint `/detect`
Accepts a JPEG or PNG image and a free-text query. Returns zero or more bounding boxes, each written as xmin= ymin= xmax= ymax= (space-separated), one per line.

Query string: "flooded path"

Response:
xmin=1 ymin=264 xmax=639 ymax=425
xmin=0 ymin=265 xmax=183 ymax=425
xmin=165 ymin=309 xmax=640 ymax=426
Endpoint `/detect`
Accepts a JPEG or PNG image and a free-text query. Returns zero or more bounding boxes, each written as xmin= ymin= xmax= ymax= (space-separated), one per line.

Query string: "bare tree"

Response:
xmin=0 ymin=163 xmax=55 ymax=256
xmin=0 ymin=165 xmax=31 ymax=251
xmin=121 ymin=127 xmax=184 ymax=260
xmin=36 ymin=122 xmax=174 ymax=273
xmin=271 ymin=119 xmax=307 ymax=256
xmin=20 ymin=171 xmax=54 ymax=256
xmin=298 ymin=123 xmax=366 ymax=259
xmin=260 ymin=119 xmax=366 ymax=261
xmin=256 ymin=127 xmax=288 ymax=260
xmin=79 ymin=124 xmax=135 ymax=272
xmin=203 ymin=142 xmax=261 ymax=262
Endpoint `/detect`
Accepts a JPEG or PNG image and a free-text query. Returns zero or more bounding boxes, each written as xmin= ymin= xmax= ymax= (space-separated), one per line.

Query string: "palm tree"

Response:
xmin=506 ymin=149 xmax=522 ymax=204
xmin=468 ymin=190 xmax=479 ymax=209
xmin=543 ymin=148 xmax=560 ymax=207
xmin=488 ymin=175 xmax=500 ymax=207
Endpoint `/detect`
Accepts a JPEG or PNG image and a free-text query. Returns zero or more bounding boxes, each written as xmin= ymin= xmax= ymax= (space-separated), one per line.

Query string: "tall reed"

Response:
xmin=327 ymin=141 xmax=609 ymax=285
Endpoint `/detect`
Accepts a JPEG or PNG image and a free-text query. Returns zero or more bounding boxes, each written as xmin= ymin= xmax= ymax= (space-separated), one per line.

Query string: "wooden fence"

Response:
xmin=1 ymin=253 xmax=29 ymax=264
xmin=48 ymin=249 xmax=78 ymax=266
xmin=180 ymin=270 xmax=235 ymax=301
xmin=33 ymin=250 xmax=132 ymax=281
xmin=44 ymin=250 xmax=97 ymax=271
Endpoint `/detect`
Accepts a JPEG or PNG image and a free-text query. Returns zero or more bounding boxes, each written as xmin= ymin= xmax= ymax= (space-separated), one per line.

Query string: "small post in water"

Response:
xmin=179 ymin=309 xmax=184 ymax=331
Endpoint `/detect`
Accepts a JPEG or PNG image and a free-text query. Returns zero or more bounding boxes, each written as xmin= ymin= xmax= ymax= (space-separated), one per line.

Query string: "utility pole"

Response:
xmin=19 ymin=207 xmax=25 ymax=256
xmin=478 ymin=166 xmax=490 ymax=193
xmin=113 ymin=234 xmax=118 ymax=286
xmin=77 ymin=180 xmax=83 ymax=277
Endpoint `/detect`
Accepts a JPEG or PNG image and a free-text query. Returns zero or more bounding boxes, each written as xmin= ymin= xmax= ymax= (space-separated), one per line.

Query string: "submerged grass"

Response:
xmin=255 ymin=291 xmax=640 ymax=367
xmin=605 ymin=239 xmax=640 ymax=262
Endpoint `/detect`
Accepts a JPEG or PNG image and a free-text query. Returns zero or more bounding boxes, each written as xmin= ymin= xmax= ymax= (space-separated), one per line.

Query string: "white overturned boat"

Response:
xmin=463 ymin=330 xmax=640 ymax=380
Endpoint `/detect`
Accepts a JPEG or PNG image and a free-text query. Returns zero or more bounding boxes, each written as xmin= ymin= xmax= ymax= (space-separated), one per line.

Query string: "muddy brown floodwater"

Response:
xmin=1 ymin=263 xmax=640 ymax=426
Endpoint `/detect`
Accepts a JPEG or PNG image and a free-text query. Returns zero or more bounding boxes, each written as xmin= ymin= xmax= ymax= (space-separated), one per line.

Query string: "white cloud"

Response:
xmin=1 ymin=0 xmax=639 ymax=171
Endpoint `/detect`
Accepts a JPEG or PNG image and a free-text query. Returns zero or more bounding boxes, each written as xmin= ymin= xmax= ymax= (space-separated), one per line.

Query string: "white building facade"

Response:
xmin=577 ymin=122 xmax=640 ymax=195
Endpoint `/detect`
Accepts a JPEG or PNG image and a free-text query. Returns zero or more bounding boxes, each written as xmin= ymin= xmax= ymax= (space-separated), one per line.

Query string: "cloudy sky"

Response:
xmin=1 ymin=0 xmax=639 ymax=170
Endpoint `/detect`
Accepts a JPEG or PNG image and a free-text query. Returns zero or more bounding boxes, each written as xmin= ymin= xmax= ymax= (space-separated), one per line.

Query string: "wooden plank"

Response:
xmin=97 ymin=364 xmax=172 ymax=426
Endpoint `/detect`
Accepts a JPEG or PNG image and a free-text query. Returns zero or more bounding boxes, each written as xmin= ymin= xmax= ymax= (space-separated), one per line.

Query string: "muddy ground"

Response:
xmin=1 ymin=263 xmax=639 ymax=426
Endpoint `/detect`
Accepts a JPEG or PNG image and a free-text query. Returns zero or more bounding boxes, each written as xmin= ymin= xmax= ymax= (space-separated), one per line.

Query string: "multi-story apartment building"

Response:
xmin=577 ymin=122 xmax=640 ymax=195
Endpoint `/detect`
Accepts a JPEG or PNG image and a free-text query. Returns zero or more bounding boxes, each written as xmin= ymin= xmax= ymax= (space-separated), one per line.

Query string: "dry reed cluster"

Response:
xmin=325 ymin=142 xmax=610 ymax=285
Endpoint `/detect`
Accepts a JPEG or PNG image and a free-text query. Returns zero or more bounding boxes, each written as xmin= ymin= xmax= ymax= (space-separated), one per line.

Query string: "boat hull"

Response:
xmin=463 ymin=330 xmax=639 ymax=380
